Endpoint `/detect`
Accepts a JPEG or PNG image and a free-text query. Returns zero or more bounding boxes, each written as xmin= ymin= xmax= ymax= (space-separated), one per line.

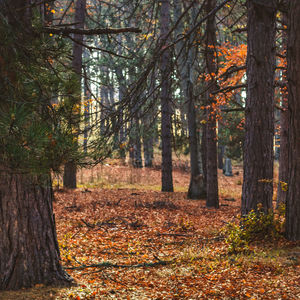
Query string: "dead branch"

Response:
xmin=43 ymin=26 xmax=142 ymax=36
xmin=65 ymin=260 xmax=171 ymax=270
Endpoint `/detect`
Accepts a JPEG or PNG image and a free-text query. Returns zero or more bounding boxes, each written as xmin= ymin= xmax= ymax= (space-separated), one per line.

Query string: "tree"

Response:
xmin=205 ymin=0 xmax=219 ymax=208
xmin=160 ymin=0 xmax=173 ymax=192
xmin=173 ymin=0 xmax=206 ymax=199
xmin=63 ymin=0 xmax=86 ymax=189
xmin=241 ymin=0 xmax=276 ymax=215
xmin=0 ymin=0 xmax=142 ymax=290
xmin=0 ymin=0 xmax=73 ymax=290
xmin=286 ymin=0 xmax=300 ymax=241
xmin=277 ymin=8 xmax=288 ymax=207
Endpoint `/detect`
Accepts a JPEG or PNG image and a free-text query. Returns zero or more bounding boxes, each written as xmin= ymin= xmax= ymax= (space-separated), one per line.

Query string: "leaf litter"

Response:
xmin=1 ymin=162 xmax=299 ymax=299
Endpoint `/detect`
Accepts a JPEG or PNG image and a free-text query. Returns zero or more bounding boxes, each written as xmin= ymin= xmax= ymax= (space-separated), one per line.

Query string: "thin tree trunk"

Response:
xmin=241 ymin=0 xmax=276 ymax=215
xmin=132 ymin=116 xmax=143 ymax=168
xmin=218 ymin=145 xmax=224 ymax=170
xmin=118 ymin=86 xmax=126 ymax=159
xmin=277 ymin=10 xmax=288 ymax=207
xmin=63 ymin=0 xmax=86 ymax=189
xmin=205 ymin=0 xmax=218 ymax=208
xmin=187 ymin=82 xmax=206 ymax=199
xmin=83 ymin=51 xmax=90 ymax=154
xmin=286 ymin=0 xmax=300 ymax=240
xmin=160 ymin=0 xmax=173 ymax=192
xmin=100 ymin=84 xmax=108 ymax=135
xmin=144 ymin=70 xmax=158 ymax=168
xmin=173 ymin=0 xmax=205 ymax=199
xmin=201 ymin=122 xmax=207 ymax=191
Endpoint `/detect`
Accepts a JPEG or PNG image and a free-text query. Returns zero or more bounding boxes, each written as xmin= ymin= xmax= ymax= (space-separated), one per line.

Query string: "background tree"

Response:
xmin=160 ymin=0 xmax=174 ymax=192
xmin=63 ymin=0 xmax=86 ymax=189
xmin=277 ymin=6 xmax=289 ymax=207
xmin=205 ymin=0 xmax=219 ymax=208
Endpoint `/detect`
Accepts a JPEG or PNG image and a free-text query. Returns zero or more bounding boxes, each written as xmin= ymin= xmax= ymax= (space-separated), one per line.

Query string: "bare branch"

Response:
xmin=43 ymin=26 xmax=142 ymax=35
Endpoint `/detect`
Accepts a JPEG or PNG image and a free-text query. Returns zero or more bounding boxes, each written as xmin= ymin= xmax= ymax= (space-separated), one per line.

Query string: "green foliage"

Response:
xmin=224 ymin=204 xmax=285 ymax=254
xmin=0 ymin=13 xmax=82 ymax=175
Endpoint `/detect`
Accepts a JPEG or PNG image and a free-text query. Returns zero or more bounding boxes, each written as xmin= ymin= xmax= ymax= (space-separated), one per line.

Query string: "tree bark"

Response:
xmin=160 ymin=0 xmax=173 ymax=192
xmin=286 ymin=0 xmax=300 ymax=240
xmin=241 ymin=0 xmax=276 ymax=215
xmin=218 ymin=144 xmax=224 ymax=170
xmin=187 ymin=82 xmax=206 ymax=199
xmin=63 ymin=0 xmax=86 ymax=189
xmin=205 ymin=0 xmax=219 ymax=208
xmin=0 ymin=172 xmax=72 ymax=290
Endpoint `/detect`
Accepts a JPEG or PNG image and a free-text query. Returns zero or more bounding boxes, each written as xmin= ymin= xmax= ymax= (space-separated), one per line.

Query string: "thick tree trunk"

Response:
xmin=160 ymin=0 xmax=173 ymax=192
xmin=205 ymin=0 xmax=218 ymax=208
xmin=241 ymin=0 xmax=276 ymax=215
xmin=63 ymin=0 xmax=86 ymax=189
xmin=286 ymin=0 xmax=300 ymax=240
xmin=0 ymin=172 xmax=72 ymax=290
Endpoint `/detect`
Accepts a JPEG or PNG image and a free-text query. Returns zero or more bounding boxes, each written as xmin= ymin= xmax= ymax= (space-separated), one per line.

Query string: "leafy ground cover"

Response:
xmin=1 ymin=161 xmax=299 ymax=299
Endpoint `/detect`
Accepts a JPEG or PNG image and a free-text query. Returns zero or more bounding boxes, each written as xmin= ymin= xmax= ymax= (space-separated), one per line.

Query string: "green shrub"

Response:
xmin=224 ymin=204 xmax=285 ymax=254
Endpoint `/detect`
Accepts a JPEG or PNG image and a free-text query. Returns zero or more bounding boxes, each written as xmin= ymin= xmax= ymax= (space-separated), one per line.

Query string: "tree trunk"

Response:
xmin=285 ymin=0 xmax=300 ymax=240
xmin=160 ymin=0 xmax=173 ymax=192
xmin=241 ymin=0 xmax=276 ymax=215
xmin=201 ymin=122 xmax=207 ymax=191
xmin=218 ymin=144 xmax=224 ymax=170
xmin=63 ymin=0 xmax=86 ymax=189
xmin=143 ymin=112 xmax=154 ymax=168
xmin=132 ymin=117 xmax=143 ymax=168
xmin=205 ymin=0 xmax=219 ymax=208
xmin=118 ymin=86 xmax=126 ymax=160
xmin=83 ymin=51 xmax=90 ymax=154
xmin=277 ymin=100 xmax=289 ymax=207
xmin=173 ymin=0 xmax=205 ymax=199
xmin=277 ymin=9 xmax=288 ymax=207
xmin=0 ymin=172 xmax=72 ymax=290
xmin=143 ymin=136 xmax=154 ymax=167
xmin=187 ymin=82 xmax=206 ymax=199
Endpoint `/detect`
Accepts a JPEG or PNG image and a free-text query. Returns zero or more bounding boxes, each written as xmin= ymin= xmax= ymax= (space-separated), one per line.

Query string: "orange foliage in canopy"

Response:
xmin=201 ymin=43 xmax=247 ymax=115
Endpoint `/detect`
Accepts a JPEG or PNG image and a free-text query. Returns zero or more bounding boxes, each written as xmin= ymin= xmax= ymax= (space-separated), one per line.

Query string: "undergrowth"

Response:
xmin=224 ymin=204 xmax=285 ymax=254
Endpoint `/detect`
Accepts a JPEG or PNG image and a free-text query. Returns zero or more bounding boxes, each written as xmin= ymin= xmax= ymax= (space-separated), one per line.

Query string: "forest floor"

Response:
xmin=1 ymin=159 xmax=300 ymax=299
